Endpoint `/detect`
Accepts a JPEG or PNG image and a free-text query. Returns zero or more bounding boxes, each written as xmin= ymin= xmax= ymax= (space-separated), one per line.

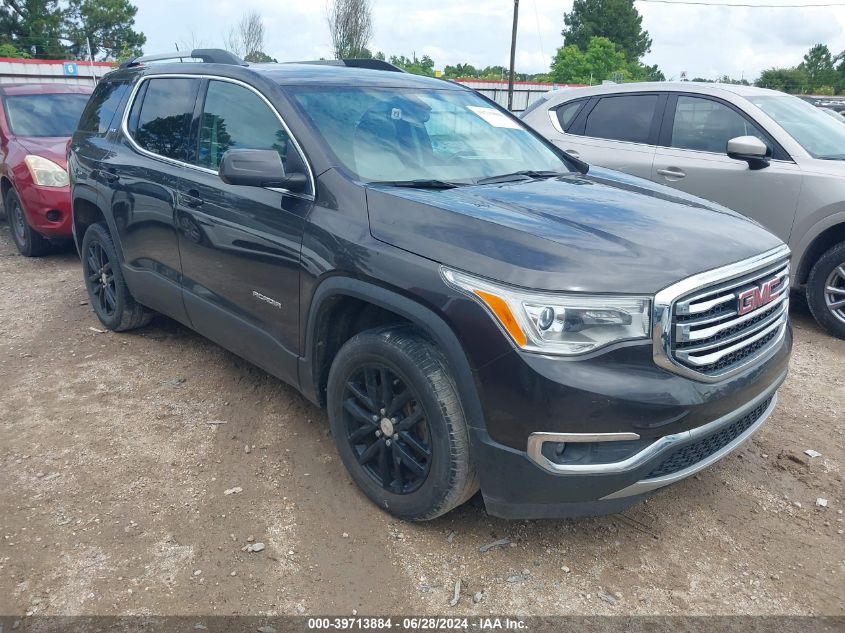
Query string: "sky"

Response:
xmin=131 ymin=0 xmax=845 ymax=82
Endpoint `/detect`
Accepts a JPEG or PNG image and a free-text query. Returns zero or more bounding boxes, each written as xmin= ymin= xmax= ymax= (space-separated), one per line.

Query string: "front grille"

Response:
xmin=668 ymin=257 xmax=790 ymax=378
xmin=645 ymin=397 xmax=772 ymax=479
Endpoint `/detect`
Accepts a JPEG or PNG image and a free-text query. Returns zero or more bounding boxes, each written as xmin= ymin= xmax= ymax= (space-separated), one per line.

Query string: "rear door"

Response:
xmin=552 ymin=92 xmax=666 ymax=179
xmin=106 ymin=75 xmax=201 ymax=321
xmin=651 ymin=94 xmax=801 ymax=241
xmin=174 ymin=77 xmax=313 ymax=384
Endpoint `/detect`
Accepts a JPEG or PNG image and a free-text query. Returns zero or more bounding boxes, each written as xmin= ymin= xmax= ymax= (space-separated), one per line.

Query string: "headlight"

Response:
xmin=24 ymin=155 xmax=69 ymax=187
xmin=442 ymin=267 xmax=651 ymax=355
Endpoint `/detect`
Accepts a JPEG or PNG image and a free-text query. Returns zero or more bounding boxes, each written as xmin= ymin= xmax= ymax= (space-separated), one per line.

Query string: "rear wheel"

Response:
xmin=807 ymin=241 xmax=845 ymax=339
xmin=327 ymin=326 xmax=479 ymax=521
xmin=81 ymin=222 xmax=152 ymax=331
xmin=5 ymin=188 xmax=51 ymax=257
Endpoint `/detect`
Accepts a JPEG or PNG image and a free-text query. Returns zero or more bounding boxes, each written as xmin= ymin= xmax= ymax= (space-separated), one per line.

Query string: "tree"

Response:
xmin=691 ymin=75 xmax=749 ymax=85
xmin=64 ymin=0 xmax=145 ymax=60
xmin=800 ymin=44 xmax=837 ymax=91
xmin=0 ymin=0 xmax=65 ymax=58
xmin=626 ymin=61 xmax=664 ymax=82
xmin=0 ymin=42 xmax=29 ymax=57
xmin=388 ymin=53 xmax=434 ymax=76
xmin=245 ymin=50 xmax=276 ymax=63
xmin=327 ymin=0 xmax=373 ymax=59
xmin=225 ymin=11 xmax=267 ymax=61
xmin=755 ymin=67 xmax=809 ymax=94
xmin=551 ymin=36 xmax=627 ymax=84
xmin=562 ymin=0 xmax=651 ymax=62
xmin=442 ymin=62 xmax=480 ymax=79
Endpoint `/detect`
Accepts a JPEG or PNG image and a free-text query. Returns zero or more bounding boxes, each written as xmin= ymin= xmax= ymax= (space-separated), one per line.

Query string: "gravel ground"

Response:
xmin=0 ymin=223 xmax=842 ymax=617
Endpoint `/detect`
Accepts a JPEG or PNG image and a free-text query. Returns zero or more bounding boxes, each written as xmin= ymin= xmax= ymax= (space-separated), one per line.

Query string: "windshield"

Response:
xmin=291 ymin=86 xmax=570 ymax=183
xmin=748 ymin=94 xmax=845 ymax=159
xmin=4 ymin=93 xmax=90 ymax=137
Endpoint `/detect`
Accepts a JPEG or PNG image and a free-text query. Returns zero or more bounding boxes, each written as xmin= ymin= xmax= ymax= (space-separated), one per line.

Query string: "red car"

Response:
xmin=0 ymin=83 xmax=92 ymax=256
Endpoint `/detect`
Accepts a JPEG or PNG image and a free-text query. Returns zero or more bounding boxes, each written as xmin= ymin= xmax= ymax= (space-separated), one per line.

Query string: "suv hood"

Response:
xmin=16 ymin=136 xmax=70 ymax=170
xmin=366 ymin=166 xmax=783 ymax=294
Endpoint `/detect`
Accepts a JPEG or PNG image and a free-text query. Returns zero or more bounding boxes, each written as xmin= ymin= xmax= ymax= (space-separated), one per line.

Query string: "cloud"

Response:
xmin=132 ymin=0 xmax=845 ymax=82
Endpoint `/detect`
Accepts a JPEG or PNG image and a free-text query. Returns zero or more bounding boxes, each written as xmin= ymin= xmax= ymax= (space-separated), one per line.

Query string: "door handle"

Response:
xmin=656 ymin=167 xmax=686 ymax=180
xmin=565 ymin=149 xmax=580 ymax=158
xmin=179 ymin=190 xmax=203 ymax=208
xmin=102 ymin=169 xmax=120 ymax=183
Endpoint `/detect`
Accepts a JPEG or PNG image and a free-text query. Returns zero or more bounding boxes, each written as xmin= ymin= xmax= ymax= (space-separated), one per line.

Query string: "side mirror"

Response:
xmin=218 ymin=149 xmax=308 ymax=192
xmin=727 ymin=136 xmax=770 ymax=170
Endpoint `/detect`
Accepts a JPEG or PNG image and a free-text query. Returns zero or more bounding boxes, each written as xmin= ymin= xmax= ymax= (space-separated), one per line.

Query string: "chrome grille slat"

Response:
xmin=676 ymin=292 xmax=788 ymax=343
xmin=675 ymin=311 xmax=786 ymax=365
xmin=677 ymin=264 xmax=789 ymax=315
xmin=652 ymin=245 xmax=791 ymax=382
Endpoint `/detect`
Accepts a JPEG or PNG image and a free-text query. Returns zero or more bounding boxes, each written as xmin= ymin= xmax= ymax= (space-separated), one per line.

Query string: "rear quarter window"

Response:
xmin=77 ymin=80 xmax=130 ymax=135
xmin=554 ymin=100 xmax=586 ymax=132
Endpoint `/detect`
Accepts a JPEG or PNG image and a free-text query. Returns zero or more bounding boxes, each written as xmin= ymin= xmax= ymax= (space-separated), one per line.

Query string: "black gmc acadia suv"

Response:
xmin=69 ymin=50 xmax=792 ymax=520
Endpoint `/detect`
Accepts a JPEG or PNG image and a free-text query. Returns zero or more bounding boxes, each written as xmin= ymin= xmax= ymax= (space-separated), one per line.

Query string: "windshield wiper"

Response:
xmin=369 ymin=179 xmax=465 ymax=189
xmin=474 ymin=170 xmax=565 ymax=185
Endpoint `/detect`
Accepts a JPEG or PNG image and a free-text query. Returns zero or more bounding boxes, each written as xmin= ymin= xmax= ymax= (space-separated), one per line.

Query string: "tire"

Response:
xmin=5 ymin=188 xmax=51 ymax=257
xmin=327 ymin=326 xmax=479 ymax=521
xmin=806 ymin=241 xmax=845 ymax=339
xmin=80 ymin=222 xmax=153 ymax=331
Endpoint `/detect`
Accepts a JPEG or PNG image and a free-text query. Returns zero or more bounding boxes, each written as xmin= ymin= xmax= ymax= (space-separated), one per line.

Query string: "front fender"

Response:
xmin=297 ymin=275 xmax=486 ymax=434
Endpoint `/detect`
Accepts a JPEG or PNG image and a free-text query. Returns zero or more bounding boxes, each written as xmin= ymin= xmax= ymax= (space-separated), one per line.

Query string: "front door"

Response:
xmin=175 ymin=78 xmax=312 ymax=384
xmin=651 ymin=94 xmax=801 ymax=242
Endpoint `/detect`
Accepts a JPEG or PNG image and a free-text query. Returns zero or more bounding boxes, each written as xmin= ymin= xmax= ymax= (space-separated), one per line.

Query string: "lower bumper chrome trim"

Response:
xmin=526 ymin=369 xmax=785 ymax=475
xmin=601 ymin=393 xmax=778 ymax=500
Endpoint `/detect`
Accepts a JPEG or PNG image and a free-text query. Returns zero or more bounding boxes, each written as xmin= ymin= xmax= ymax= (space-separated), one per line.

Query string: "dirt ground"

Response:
xmin=0 ymin=224 xmax=843 ymax=618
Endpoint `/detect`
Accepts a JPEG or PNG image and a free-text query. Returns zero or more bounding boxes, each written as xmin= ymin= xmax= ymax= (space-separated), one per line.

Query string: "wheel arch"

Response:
xmin=0 ymin=175 xmax=13 ymax=207
xmin=795 ymin=219 xmax=845 ymax=286
xmin=298 ymin=276 xmax=485 ymax=431
xmin=71 ymin=194 xmax=125 ymax=261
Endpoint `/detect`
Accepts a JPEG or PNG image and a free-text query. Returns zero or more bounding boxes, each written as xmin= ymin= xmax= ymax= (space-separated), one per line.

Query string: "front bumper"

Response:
xmin=472 ymin=344 xmax=788 ymax=519
xmin=17 ymin=183 xmax=73 ymax=238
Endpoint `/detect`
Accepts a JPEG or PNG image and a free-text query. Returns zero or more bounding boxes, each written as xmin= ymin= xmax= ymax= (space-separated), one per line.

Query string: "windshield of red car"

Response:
xmin=4 ymin=93 xmax=91 ymax=137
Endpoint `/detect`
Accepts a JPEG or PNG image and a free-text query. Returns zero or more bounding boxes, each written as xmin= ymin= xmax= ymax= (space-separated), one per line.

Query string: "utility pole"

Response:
xmin=507 ymin=0 xmax=519 ymax=111
xmin=85 ymin=37 xmax=96 ymax=86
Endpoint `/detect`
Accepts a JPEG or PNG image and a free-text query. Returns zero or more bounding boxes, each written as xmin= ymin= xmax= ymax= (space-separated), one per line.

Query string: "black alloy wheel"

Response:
xmin=327 ymin=326 xmax=479 ymax=520
xmin=85 ymin=240 xmax=117 ymax=318
xmin=79 ymin=222 xmax=152 ymax=331
xmin=341 ymin=364 xmax=432 ymax=494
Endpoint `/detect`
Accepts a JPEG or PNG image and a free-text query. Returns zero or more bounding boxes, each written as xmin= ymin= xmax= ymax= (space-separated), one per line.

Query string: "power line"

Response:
xmin=637 ymin=0 xmax=845 ymax=6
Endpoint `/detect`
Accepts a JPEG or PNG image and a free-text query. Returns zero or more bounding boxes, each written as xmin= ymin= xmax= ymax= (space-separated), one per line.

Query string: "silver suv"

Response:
xmin=521 ymin=82 xmax=845 ymax=338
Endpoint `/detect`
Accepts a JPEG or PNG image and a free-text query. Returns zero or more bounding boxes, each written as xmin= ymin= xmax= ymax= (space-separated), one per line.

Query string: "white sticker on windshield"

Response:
xmin=467 ymin=106 xmax=522 ymax=129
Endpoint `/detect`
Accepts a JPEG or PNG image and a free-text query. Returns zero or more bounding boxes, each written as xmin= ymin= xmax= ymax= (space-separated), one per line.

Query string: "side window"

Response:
xmin=584 ymin=95 xmax=658 ymax=144
xmin=77 ymin=79 xmax=130 ymax=135
xmin=197 ymin=80 xmax=294 ymax=172
xmin=554 ymin=100 xmax=585 ymax=132
xmin=128 ymin=78 xmax=199 ymax=161
xmin=670 ymin=96 xmax=771 ymax=155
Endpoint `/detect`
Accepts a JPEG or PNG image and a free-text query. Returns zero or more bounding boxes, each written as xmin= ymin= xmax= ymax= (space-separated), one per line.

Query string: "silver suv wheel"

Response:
xmin=824 ymin=262 xmax=845 ymax=325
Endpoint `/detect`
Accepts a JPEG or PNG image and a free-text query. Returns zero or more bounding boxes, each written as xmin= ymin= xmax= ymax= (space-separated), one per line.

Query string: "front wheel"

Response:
xmin=5 ymin=188 xmax=51 ymax=257
xmin=80 ymin=222 xmax=153 ymax=331
xmin=806 ymin=241 xmax=845 ymax=339
xmin=327 ymin=326 xmax=479 ymax=521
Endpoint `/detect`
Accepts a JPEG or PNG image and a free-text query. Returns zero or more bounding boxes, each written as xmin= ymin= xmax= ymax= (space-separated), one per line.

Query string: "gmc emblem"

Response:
xmin=737 ymin=276 xmax=783 ymax=316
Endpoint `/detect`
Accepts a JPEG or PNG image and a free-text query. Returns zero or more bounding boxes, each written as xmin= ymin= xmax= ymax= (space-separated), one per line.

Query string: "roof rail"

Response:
xmin=289 ymin=58 xmax=405 ymax=73
xmin=119 ymin=48 xmax=246 ymax=69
